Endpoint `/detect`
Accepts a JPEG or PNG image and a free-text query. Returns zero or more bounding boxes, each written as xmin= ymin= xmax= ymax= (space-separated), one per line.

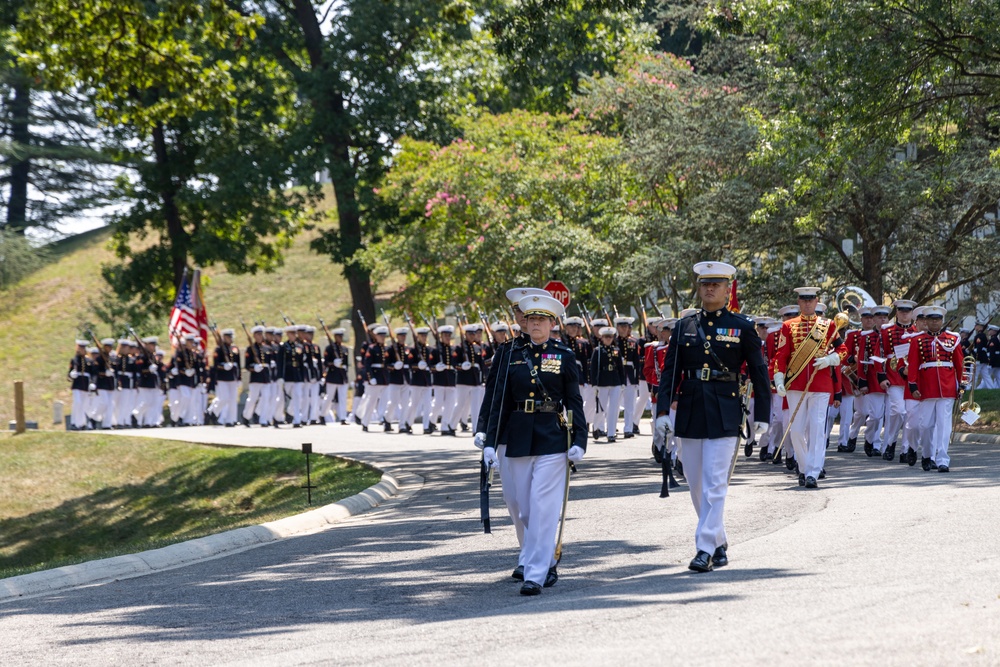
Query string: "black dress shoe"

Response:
xmin=864 ymin=440 xmax=873 ymax=457
xmin=712 ymin=545 xmax=728 ymax=567
xmin=520 ymin=581 xmax=542 ymax=596
xmin=818 ymin=468 xmax=826 ymax=479
xmin=846 ymin=437 xmax=857 ymax=453
xmin=383 ymin=420 xmax=392 ymax=432
xmin=340 ymin=420 xmax=348 ymax=425
xmin=512 ymin=565 xmax=524 ymax=581
xmin=745 ymin=439 xmax=755 ymax=457
xmin=907 ymin=449 xmax=918 ymax=466
xmin=632 ymin=425 xmax=640 ymax=435
xmin=688 ymin=551 xmax=713 ymax=572
xmin=921 ymin=457 xmax=932 ymax=471
xmin=805 ymin=476 xmax=818 ymax=488
xmin=798 ymin=473 xmax=806 ymax=487
xmin=786 ymin=457 xmax=797 ymax=471
xmin=883 ymin=443 xmax=896 ymax=461
xmin=606 ymin=436 xmax=616 ymax=443
xmin=293 ymin=423 xmax=302 ymax=428
xmin=544 ymin=566 xmax=558 ymax=588
xmin=872 ymin=449 xmax=882 ymax=458
xmin=836 ymin=444 xmax=849 ymax=453
xmin=674 ymin=460 xmax=684 ymax=477
xmin=760 ymin=446 xmax=771 ymax=461
xmin=362 ymin=425 xmax=368 ymax=432
xmin=623 ymin=432 xmax=634 ymax=439
xmin=425 ymin=423 xmax=436 ymax=434
xmin=938 ymin=464 xmax=949 ymax=472
xmin=899 ymin=451 xmax=906 ymax=463
xmin=771 ymin=452 xmax=784 ymax=465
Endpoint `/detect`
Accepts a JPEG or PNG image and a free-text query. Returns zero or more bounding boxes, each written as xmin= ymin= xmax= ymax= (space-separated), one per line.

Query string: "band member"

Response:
xmin=878 ymin=299 xmax=917 ymax=460
xmin=322 ymin=328 xmax=351 ymax=425
xmin=987 ymin=324 xmax=1000 ymax=389
xmin=481 ymin=293 xmax=587 ymax=595
xmin=773 ymin=287 xmax=847 ymax=488
xmin=765 ymin=306 xmax=797 ymax=463
xmin=243 ymin=325 xmax=273 ymax=426
xmin=591 ymin=326 xmax=625 ymax=442
xmin=213 ymin=328 xmax=241 ymax=426
xmin=907 ymin=306 xmax=963 ymax=472
xmin=654 ymin=262 xmax=769 ymax=572
xmin=860 ymin=307 xmax=888 ymax=456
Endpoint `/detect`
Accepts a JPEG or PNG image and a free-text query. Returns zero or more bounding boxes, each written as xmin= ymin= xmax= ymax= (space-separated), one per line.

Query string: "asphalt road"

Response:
xmin=1 ymin=423 xmax=997 ymax=666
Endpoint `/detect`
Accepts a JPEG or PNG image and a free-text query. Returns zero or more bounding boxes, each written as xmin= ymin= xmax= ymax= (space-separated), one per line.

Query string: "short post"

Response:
xmin=53 ymin=400 xmax=64 ymax=426
xmin=301 ymin=442 xmax=316 ymax=505
xmin=14 ymin=381 xmax=25 ymax=435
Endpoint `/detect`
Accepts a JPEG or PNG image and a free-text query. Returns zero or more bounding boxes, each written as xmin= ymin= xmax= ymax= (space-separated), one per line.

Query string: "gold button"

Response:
xmin=703 ymin=363 xmax=709 ymax=368
xmin=708 ymin=322 xmax=714 ymax=327
xmin=535 ymin=353 xmax=540 ymax=358
xmin=704 ymin=350 xmax=710 ymax=355
xmin=706 ymin=334 xmax=712 ymax=340
xmin=531 ymin=379 xmax=535 ymax=384
xmin=726 ymin=344 xmax=731 ymax=348
xmin=529 ymin=392 xmax=535 ymax=397
xmin=732 ymin=392 xmax=736 ymax=397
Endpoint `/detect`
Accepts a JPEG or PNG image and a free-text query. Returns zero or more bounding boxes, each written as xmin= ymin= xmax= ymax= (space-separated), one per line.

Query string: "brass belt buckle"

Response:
xmin=699 ymin=368 xmax=710 ymax=381
xmin=524 ymin=400 xmax=535 ymax=414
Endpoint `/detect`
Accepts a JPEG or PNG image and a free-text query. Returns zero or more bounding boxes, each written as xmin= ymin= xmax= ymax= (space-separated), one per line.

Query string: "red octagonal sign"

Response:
xmin=544 ymin=280 xmax=571 ymax=308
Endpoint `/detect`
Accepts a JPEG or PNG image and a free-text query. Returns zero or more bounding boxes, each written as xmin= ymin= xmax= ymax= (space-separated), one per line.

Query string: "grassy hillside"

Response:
xmin=0 ymin=186 xmax=399 ymax=429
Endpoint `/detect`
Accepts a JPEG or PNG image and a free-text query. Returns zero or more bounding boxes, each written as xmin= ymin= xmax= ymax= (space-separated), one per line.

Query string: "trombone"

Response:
xmin=959 ymin=357 xmax=980 ymax=415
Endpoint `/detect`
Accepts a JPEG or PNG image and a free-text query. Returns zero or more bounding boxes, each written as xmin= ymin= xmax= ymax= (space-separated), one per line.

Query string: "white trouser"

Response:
xmin=71 ymin=389 xmax=89 ymax=428
xmin=307 ymin=381 xmax=322 ymax=422
xmin=430 ymin=386 xmax=457 ymax=430
xmin=167 ymin=387 xmax=181 ymax=422
xmin=405 ymin=386 xmax=432 ymax=428
xmin=632 ymin=381 xmax=650 ymax=430
xmin=835 ymin=394 xmax=855 ymax=447
xmin=766 ymin=397 xmax=786 ymax=454
xmin=989 ymin=367 xmax=1000 ymax=389
xmin=848 ymin=392 xmax=865 ymax=440
xmin=620 ymin=382 xmax=636 ymax=432
xmin=882 ymin=385 xmax=906 ymax=447
xmin=469 ymin=385 xmax=485 ymax=433
xmin=359 ymin=383 xmax=386 ymax=426
xmin=274 ymin=379 xmax=286 ymax=423
xmin=668 ymin=405 xmax=680 ymax=457
xmin=453 ymin=384 xmax=477 ymax=428
xmin=901 ymin=398 xmax=923 ymax=453
xmin=243 ymin=382 xmax=267 ymax=422
xmin=175 ymin=386 xmax=193 ymax=423
xmin=677 ymin=436 xmax=736 ymax=555
xmin=923 ymin=398 xmax=954 ymax=466
xmin=595 ymin=386 xmax=621 ymax=436
xmin=383 ymin=384 xmax=408 ymax=424
xmin=216 ymin=380 xmax=239 ymax=425
xmin=505 ymin=452 xmax=567 ymax=586
xmin=90 ymin=389 xmax=114 ymax=427
xmin=135 ymin=388 xmax=163 ymax=426
xmin=323 ymin=383 xmax=348 ymax=422
xmin=497 ymin=444 xmax=525 ymax=548
xmin=786 ymin=391 xmax=830 ymax=479
xmin=286 ymin=382 xmax=305 ymax=425
xmin=119 ymin=388 xmax=139 ymax=427
xmin=863 ymin=392 xmax=886 ymax=450
xmin=581 ymin=384 xmax=597 ymax=425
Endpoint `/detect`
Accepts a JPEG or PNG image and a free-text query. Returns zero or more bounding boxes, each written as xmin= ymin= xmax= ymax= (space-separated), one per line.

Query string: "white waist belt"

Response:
xmin=919 ymin=361 xmax=953 ymax=370
xmin=370 ymin=364 xmax=384 ymax=368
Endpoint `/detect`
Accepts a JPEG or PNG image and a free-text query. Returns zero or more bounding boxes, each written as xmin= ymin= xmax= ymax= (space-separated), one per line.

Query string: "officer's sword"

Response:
xmin=554 ymin=410 xmax=573 ymax=564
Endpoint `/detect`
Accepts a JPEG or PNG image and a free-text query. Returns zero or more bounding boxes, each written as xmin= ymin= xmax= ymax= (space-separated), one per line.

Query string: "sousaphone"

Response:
xmin=836 ymin=286 xmax=877 ymax=327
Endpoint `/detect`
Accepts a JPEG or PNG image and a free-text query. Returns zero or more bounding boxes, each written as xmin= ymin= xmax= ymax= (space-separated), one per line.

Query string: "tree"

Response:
xmin=18 ymin=0 xmax=313 ymax=322
xmin=363 ymin=110 xmax=645 ymax=312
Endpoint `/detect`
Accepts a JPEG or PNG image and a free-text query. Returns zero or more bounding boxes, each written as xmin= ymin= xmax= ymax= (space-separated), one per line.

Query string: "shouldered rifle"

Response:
xmin=240 ymin=318 xmax=263 ymax=366
xmin=209 ymin=322 xmax=231 ymax=363
xmin=86 ymin=329 xmax=112 ymax=366
xmin=479 ymin=310 xmax=495 ymax=345
xmin=358 ymin=310 xmax=374 ymax=343
xmin=380 ymin=308 xmax=391 ymax=328
xmin=281 ymin=312 xmax=295 ymax=326
xmin=601 ymin=302 xmax=613 ymax=326
xmin=420 ymin=312 xmax=440 ymax=344
xmin=317 ymin=316 xmax=334 ymax=347
xmin=578 ymin=306 xmax=594 ymax=339
xmin=127 ymin=326 xmax=153 ymax=362
xmin=637 ymin=299 xmax=649 ymax=339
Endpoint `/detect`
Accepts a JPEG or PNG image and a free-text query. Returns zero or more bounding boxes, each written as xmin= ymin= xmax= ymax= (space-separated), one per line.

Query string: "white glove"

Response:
xmin=171 ymin=367 xmax=179 ymax=376
xmin=753 ymin=421 xmax=769 ymax=439
xmin=653 ymin=414 xmax=673 ymax=449
xmin=223 ymin=362 xmax=233 ymax=371
xmin=461 ymin=361 xmax=472 ymax=371
xmin=184 ymin=368 xmax=195 ymax=377
xmin=253 ymin=363 xmax=264 ymax=372
xmin=333 ymin=358 xmax=343 ymax=368
xmin=369 ymin=378 xmax=377 ymax=385
xmin=418 ymin=360 xmax=428 ymax=370
xmin=269 ymin=360 xmax=276 ymax=368
xmin=394 ymin=361 xmax=404 ymax=370
xmin=88 ymin=383 xmax=97 ymax=392
xmin=483 ymin=446 xmax=500 ymax=468
xmin=200 ymin=384 xmax=207 ymax=394
xmin=812 ymin=352 xmax=841 ymax=370
xmin=474 ymin=432 xmax=486 ymax=449
xmin=70 ymin=370 xmax=80 ymax=379
xmin=149 ymin=364 xmax=158 ymax=373
xmin=105 ymin=369 xmax=114 ymax=377
xmin=567 ymin=445 xmax=585 ymax=463
xmin=774 ymin=372 xmax=787 ymax=397
xmin=435 ymin=362 xmax=446 ymax=372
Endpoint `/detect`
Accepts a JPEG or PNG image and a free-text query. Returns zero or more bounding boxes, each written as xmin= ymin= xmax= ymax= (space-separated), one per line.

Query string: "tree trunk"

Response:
xmin=5 ymin=76 xmax=30 ymax=232
xmin=152 ymin=122 xmax=187 ymax=291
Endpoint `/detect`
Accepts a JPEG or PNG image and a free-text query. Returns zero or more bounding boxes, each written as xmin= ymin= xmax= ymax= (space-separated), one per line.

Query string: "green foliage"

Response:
xmin=0 ymin=227 xmax=47 ymax=288
xmin=364 ymin=110 xmax=645 ymax=312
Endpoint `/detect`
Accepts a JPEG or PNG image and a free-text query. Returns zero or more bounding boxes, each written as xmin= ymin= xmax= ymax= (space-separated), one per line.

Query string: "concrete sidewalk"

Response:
xmin=0 ymin=423 xmax=997 ymax=666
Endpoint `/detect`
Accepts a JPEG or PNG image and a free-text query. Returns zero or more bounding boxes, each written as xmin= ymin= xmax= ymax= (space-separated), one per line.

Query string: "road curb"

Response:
xmin=0 ymin=462 xmax=418 ymax=603
xmin=952 ymin=431 xmax=1000 ymax=445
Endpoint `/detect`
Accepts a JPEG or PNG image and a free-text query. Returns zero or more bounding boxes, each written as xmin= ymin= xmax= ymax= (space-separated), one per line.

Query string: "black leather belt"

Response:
xmin=682 ymin=369 xmax=739 ymax=382
xmin=514 ymin=400 xmax=562 ymax=413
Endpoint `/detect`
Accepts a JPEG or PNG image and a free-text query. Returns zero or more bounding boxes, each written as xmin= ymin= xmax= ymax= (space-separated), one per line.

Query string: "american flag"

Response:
xmin=168 ymin=268 xmax=209 ymax=348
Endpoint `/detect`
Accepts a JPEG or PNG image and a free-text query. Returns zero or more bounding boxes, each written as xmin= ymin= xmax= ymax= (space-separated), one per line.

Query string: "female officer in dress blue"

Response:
xmin=482 ymin=294 xmax=588 ymax=595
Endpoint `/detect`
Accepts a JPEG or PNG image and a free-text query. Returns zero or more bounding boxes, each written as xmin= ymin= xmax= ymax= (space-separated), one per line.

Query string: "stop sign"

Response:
xmin=544 ymin=280 xmax=571 ymax=308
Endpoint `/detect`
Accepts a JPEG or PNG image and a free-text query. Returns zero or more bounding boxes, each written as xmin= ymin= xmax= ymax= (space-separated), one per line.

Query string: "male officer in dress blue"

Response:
xmin=654 ymin=261 xmax=770 ymax=572
xmin=482 ymin=293 xmax=587 ymax=595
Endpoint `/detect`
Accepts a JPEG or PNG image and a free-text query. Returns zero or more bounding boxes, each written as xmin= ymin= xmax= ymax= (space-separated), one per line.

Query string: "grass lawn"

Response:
xmin=0 ymin=431 xmax=381 ymax=579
